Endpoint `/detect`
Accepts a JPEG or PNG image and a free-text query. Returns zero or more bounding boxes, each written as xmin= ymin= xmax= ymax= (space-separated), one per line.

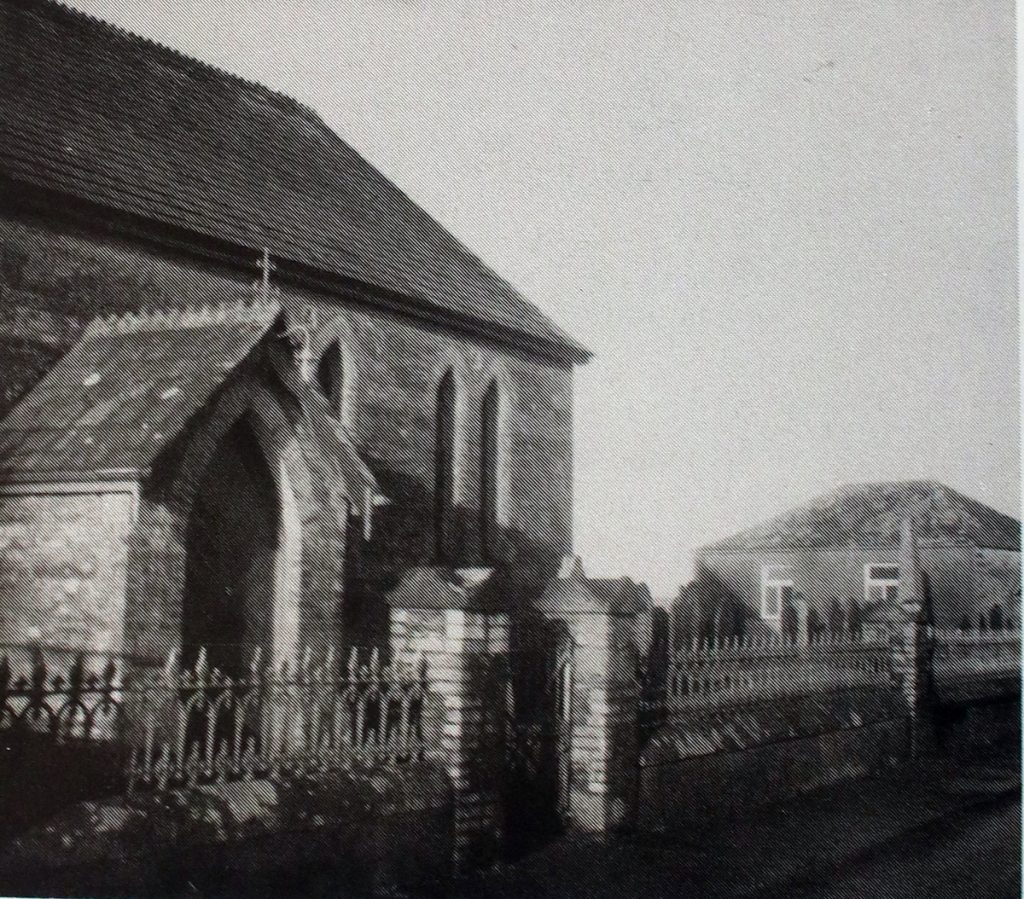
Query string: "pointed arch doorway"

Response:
xmin=182 ymin=412 xmax=301 ymax=675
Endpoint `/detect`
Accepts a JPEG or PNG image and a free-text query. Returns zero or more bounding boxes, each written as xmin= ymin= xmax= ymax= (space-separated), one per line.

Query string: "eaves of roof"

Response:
xmin=2 ymin=178 xmax=593 ymax=367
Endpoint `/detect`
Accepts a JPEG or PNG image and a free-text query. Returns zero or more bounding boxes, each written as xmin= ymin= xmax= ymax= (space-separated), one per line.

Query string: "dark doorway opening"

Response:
xmin=183 ymin=415 xmax=279 ymax=676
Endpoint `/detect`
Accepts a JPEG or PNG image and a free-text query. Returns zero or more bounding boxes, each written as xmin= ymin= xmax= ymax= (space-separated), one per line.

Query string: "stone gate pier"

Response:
xmin=533 ymin=556 xmax=653 ymax=834
xmin=387 ymin=566 xmax=509 ymax=869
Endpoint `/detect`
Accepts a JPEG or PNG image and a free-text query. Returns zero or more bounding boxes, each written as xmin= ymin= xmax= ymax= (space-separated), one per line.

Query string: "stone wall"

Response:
xmin=389 ymin=595 xmax=510 ymax=870
xmin=0 ymin=490 xmax=135 ymax=659
xmin=637 ymin=691 xmax=909 ymax=831
xmin=934 ymin=694 xmax=1021 ymax=759
xmin=529 ymin=608 xmax=638 ymax=834
xmin=0 ymin=766 xmax=453 ymax=897
xmin=0 ymin=210 xmax=575 ymax=645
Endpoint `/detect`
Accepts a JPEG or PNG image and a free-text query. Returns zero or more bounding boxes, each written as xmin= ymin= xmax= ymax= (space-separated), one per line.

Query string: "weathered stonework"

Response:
xmin=0 ymin=211 xmax=575 ymax=653
xmin=0 ymin=490 xmax=135 ymax=660
xmin=387 ymin=570 xmax=510 ymax=869
xmin=638 ymin=716 xmax=908 ymax=830
xmin=533 ymin=558 xmax=640 ymax=834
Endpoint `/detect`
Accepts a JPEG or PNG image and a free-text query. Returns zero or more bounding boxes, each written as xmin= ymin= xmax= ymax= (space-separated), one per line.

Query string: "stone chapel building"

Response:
xmin=0 ymin=0 xmax=589 ymax=670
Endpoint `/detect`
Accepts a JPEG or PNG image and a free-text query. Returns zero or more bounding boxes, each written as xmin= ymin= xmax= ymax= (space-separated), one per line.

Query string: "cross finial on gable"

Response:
xmin=254 ymin=247 xmax=277 ymax=300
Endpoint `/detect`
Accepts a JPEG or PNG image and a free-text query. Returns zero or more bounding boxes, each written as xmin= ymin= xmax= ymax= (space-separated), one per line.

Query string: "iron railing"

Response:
xmin=0 ymin=648 xmax=124 ymax=741
xmin=646 ymin=633 xmax=894 ymax=722
xmin=0 ymin=645 xmax=433 ymax=791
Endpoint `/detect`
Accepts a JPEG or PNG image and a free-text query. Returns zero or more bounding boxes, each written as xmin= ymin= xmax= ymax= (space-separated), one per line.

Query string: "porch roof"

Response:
xmin=0 ymin=298 xmax=280 ymax=483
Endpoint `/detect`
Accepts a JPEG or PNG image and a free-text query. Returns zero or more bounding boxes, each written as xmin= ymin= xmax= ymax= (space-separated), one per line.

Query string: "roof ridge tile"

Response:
xmin=14 ymin=0 xmax=312 ymax=120
xmin=83 ymin=298 xmax=281 ymax=337
xmin=1 ymin=0 xmax=589 ymax=361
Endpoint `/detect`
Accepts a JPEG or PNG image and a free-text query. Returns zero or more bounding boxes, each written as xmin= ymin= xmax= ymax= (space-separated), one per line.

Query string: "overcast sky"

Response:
xmin=69 ymin=0 xmax=1018 ymax=597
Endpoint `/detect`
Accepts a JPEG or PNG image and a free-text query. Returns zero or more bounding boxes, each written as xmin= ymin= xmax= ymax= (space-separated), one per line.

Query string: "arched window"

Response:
xmin=316 ymin=341 xmax=344 ymax=419
xmin=989 ymin=604 xmax=1005 ymax=630
xmin=480 ymin=379 xmax=500 ymax=562
xmin=434 ymin=369 xmax=457 ymax=562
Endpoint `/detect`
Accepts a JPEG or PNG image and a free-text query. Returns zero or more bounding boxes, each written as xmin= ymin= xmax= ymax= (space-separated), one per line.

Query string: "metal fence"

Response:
xmin=667 ymin=633 xmax=893 ymax=710
xmin=638 ymin=621 xmax=1023 ymax=740
xmin=0 ymin=649 xmax=124 ymax=741
xmin=128 ymin=647 xmax=431 ymax=790
xmin=638 ymin=633 xmax=895 ymax=736
xmin=0 ymin=645 xmax=433 ymax=791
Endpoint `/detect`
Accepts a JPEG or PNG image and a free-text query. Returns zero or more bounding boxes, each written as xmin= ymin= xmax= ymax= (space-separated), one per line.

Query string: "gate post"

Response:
xmin=533 ymin=556 xmax=652 ymax=834
xmin=387 ymin=567 xmax=508 ymax=870
xmin=893 ymin=517 xmax=936 ymax=757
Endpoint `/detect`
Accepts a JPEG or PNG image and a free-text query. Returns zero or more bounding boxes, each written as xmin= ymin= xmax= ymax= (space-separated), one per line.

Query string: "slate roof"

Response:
xmin=0 ymin=297 xmax=381 ymax=521
xmin=0 ymin=0 xmax=588 ymax=362
xmin=700 ymin=481 xmax=1021 ymax=554
xmin=293 ymin=377 xmax=380 ymax=527
xmin=0 ymin=299 xmax=280 ymax=480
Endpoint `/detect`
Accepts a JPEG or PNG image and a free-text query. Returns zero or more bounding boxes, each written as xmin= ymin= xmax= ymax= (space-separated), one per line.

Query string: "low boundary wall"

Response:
xmin=638 ymin=689 xmax=909 ymax=830
xmin=934 ymin=693 xmax=1021 ymax=759
xmin=0 ymin=563 xmax=1020 ymax=879
xmin=0 ymin=764 xmax=453 ymax=897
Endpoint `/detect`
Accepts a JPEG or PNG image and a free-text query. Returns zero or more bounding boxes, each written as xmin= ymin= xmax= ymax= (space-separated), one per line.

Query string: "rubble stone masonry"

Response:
xmin=0 ymin=210 xmax=575 ymax=650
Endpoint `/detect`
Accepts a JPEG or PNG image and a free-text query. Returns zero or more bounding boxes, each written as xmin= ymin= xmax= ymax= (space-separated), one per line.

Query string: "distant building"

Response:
xmin=681 ymin=481 xmax=1020 ymax=639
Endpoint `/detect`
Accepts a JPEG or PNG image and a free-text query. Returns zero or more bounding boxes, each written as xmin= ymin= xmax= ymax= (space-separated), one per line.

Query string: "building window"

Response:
xmin=480 ymin=379 xmax=500 ymax=562
xmin=864 ymin=564 xmax=899 ymax=606
xmin=316 ymin=341 xmax=345 ymax=419
xmin=761 ymin=565 xmax=793 ymax=620
xmin=434 ymin=369 xmax=457 ymax=563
